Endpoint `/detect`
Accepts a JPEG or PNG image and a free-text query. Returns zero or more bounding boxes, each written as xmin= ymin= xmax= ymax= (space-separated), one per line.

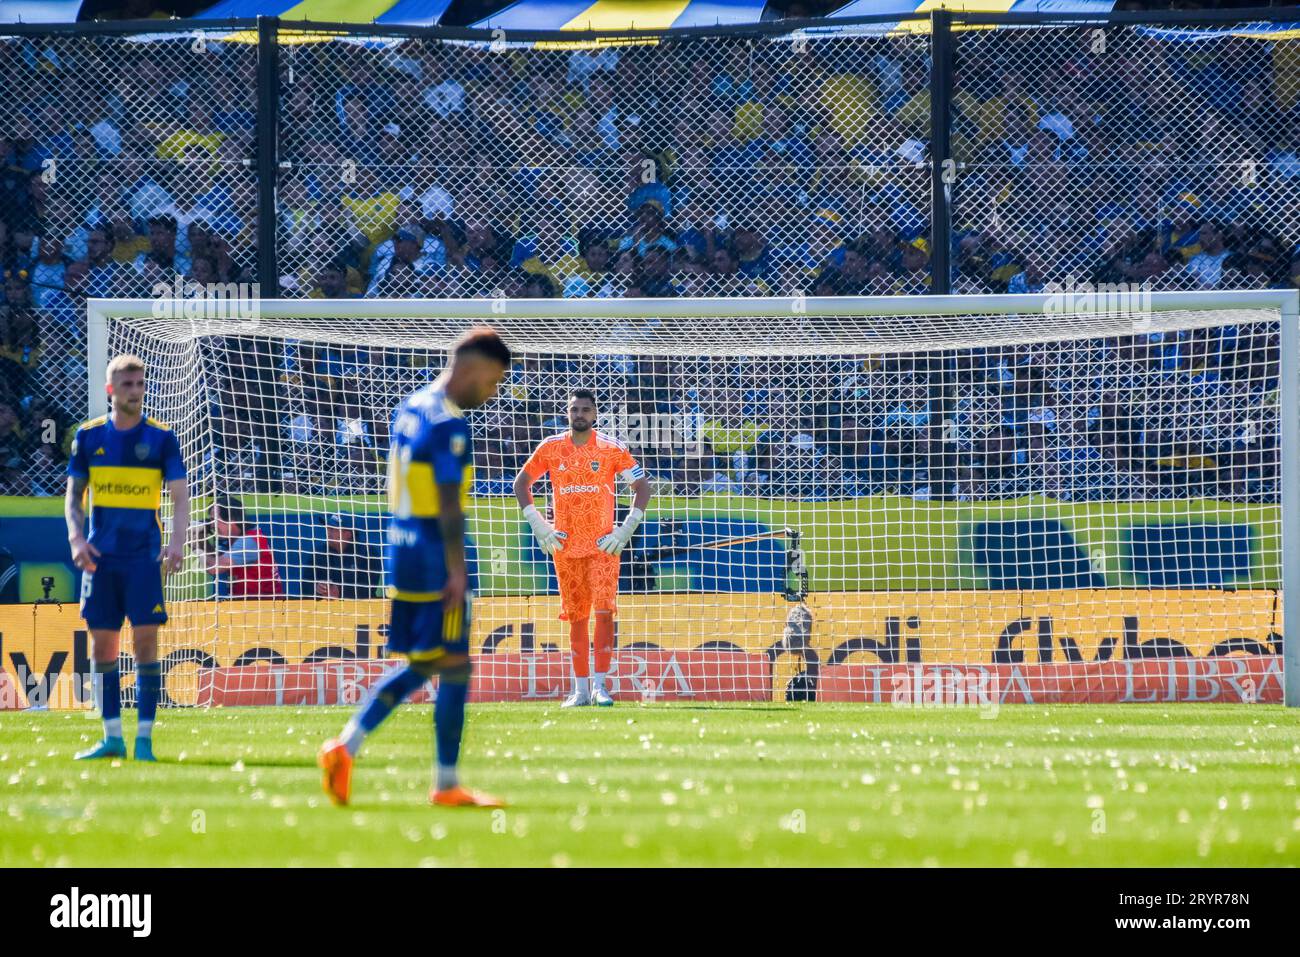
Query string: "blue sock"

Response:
xmin=434 ymin=677 xmax=468 ymax=773
xmin=95 ymin=661 xmax=122 ymax=739
xmin=136 ymin=662 xmax=161 ymax=738
xmin=340 ymin=666 xmax=429 ymax=756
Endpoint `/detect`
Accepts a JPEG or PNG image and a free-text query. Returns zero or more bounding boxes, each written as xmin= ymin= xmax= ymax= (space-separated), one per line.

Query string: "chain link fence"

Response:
xmin=1 ymin=25 xmax=260 ymax=494
xmin=951 ymin=21 xmax=1300 ymax=296
xmin=274 ymin=27 xmax=932 ymax=300
xmin=1 ymin=14 xmax=1296 ymax=498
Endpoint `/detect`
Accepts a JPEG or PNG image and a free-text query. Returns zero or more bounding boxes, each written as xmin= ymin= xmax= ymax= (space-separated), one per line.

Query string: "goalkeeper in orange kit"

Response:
xmin=513 ymin=390 xmax=652 ymax=707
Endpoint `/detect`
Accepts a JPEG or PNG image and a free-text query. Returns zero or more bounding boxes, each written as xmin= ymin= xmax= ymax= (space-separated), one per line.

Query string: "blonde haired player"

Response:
xmin=514 ymin=390 xmax=651 ymax=707
xmin=66 ymin=354 xmax=189 ymax=761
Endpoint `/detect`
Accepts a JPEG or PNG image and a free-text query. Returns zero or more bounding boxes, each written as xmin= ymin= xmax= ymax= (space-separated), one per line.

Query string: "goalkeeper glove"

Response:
xmin=522 ymin=504 xmax=567 ymax=555
xmin=596 ymin=507 xmax=645 ymax=557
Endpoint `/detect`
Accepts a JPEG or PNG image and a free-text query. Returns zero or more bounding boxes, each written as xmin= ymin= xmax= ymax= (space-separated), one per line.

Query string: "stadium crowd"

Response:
xmin=1 ymin=25 xmax=1296 ymax=500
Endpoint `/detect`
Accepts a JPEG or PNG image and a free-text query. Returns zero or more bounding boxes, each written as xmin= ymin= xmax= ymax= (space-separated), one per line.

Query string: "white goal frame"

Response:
xmin=87 ymin=290 xmax=1300 ymax=707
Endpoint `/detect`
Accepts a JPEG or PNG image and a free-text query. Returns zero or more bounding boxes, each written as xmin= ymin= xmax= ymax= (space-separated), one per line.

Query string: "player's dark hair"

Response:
xmin=453 ymin=326 xmax=512 ymax=366
xmin=569 ymin=388 xmax=597 ymax=407
xmin=214 ymin=493 xmax=245 ymax=527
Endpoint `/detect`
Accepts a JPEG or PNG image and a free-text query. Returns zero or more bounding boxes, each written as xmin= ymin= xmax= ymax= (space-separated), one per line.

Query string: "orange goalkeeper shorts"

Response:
xmin=553 ymin=552 xmax=620 ymax=621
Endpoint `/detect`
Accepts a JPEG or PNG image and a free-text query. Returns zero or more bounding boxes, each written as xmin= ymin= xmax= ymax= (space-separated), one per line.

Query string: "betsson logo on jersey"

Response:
xmin=49 ymin=887 xmax=152 ymax=937
xmin=557 ymin=485 xmax=602 ymax=494
xmin=92 ymin=481 xmax=155 ymax=497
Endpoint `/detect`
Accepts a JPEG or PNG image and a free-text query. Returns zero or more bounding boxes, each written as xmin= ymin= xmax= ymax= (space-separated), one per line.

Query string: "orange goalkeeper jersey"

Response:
xmin=523 ymin=432 xmax=643 ymax=558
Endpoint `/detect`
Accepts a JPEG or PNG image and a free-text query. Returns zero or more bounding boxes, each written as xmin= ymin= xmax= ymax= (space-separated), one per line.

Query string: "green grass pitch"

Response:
xmin=2 ymin=703 xmax=1297 ymax=867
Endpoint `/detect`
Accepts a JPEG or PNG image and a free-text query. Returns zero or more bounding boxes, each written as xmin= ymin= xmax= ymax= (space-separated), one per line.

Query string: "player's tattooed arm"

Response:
xmin=65 ymin=476 xmax=100 ymax=572
xmin=65 ymin=476 xmax=86 ymax=535
xmin=438 ymin=482 xmax=468 ymax=609
xmin=161 ymin=478 xmax=189 ymax=574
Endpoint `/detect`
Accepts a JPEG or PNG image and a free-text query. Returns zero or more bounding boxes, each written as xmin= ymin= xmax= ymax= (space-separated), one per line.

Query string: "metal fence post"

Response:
xmin=256 ymin=15 xmax=281 ymax=293
xmin=929 ymin=8 xmax=953 ymax=296
xmin=251 ymin=16 xmax=285 ymax=482
xmin=928 ymin=9 xmax=956 ymax=496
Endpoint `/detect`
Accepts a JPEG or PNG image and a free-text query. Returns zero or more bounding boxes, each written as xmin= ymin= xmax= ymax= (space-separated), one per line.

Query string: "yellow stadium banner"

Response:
xmin=0 ymin=589 xmax=1280 ymax=708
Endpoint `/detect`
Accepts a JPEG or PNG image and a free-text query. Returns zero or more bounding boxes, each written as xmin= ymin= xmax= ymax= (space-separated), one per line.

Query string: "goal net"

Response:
xmin=87 ymin=292 xmax=1298 ymax=708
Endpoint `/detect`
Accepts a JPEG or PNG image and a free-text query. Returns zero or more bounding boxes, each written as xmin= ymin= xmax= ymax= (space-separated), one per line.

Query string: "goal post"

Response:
xmin=86 ymin=290 xmax=1299 ymax=708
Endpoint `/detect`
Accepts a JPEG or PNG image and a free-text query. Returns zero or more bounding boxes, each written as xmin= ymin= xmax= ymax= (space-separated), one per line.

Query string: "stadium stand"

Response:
xmin=0 ymin=13 xmax=1295 ymax=501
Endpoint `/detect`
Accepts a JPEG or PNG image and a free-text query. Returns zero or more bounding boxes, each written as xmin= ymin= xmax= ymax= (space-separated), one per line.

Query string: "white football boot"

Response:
xmin=561 ymin=689 xmax=592 ymax=708
xmin=592 ymin=686 xmax=614 ymax=707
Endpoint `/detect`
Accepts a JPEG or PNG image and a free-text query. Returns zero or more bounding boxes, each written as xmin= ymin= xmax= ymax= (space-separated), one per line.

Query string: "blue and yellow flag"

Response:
xmin=472 ymin=0 xmax=767 ymax=31
xmin=199 ymin=0 xmax=451 ymax=26
xmin=828 ymin=0 xmax=1116 ymax=31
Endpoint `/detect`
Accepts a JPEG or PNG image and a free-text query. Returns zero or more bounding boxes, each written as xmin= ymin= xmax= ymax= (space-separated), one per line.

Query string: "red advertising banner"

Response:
xmin=1 ymin=594 xmax=1283 ymax=708
xmin=816 ymin=656 xmax=1284 ymax=704
xmin=198 ymin=649 xmax=773 ymax=706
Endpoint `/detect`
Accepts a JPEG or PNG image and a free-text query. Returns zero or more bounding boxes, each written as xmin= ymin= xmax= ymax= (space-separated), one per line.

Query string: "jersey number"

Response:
xmin=389 ymin=446 xmax=439 ymax=519
xmin=388 ymin=446 xmax=416 ymax=519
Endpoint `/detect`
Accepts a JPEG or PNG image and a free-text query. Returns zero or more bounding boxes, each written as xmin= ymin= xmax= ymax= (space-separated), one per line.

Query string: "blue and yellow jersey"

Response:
xmin=385 ymin=382 xmax=474 ymax=600
xmin=67 ymin=415 xmax=186 ymax=560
